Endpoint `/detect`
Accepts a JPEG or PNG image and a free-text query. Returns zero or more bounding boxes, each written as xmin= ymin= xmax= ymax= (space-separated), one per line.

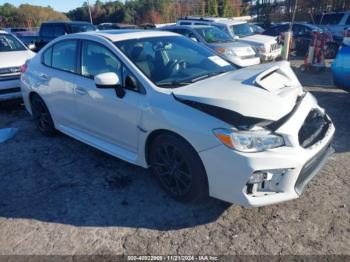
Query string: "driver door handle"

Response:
xmin=75 ymin=87 xmax=87 ymax=96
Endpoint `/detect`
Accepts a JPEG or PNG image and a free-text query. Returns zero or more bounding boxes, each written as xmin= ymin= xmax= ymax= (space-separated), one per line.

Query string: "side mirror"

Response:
xmin=190 ymin=37 xmax=198 ymax=42
xmin=233 ymin=35 xmax=239 ymax=40
xmin=94 ymin=72 xmax=125 ymax=98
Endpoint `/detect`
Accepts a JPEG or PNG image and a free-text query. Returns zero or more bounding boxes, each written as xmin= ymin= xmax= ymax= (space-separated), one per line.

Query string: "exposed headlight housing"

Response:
xmin=213 ymin=128 xmax=285 ymax=152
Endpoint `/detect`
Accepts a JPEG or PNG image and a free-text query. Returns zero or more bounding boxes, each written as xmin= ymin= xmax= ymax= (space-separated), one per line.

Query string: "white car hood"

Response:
xmin=239 ymin=34 xmax=277 ymax=45
xmin=0 ymin=50 xmax=35 ymax=68
xmin=173 ymin=61 xmax=303 ymax=123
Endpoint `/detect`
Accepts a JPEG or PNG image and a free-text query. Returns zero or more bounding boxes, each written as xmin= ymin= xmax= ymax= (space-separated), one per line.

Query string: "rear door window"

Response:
xmin=52 ymin=40 xmax=78 ymax=73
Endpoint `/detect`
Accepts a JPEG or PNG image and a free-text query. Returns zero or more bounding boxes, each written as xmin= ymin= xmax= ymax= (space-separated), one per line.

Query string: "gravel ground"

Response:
xmin=0 ymin=59 xmax=349 ymax=256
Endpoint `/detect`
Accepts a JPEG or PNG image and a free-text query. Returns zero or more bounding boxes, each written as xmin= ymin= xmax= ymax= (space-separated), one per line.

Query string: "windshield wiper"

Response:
xmin=156 ymin=81 xmax=192 ymax=88
xmin=190 ymin=70 xmax=227 ymax=83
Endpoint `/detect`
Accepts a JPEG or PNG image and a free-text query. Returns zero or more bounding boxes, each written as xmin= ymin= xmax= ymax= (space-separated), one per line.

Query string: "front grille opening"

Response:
xmin=299 ymin=109 xmax=330 ymax=148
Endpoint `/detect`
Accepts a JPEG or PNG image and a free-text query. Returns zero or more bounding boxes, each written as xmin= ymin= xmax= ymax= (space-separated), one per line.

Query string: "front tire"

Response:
xmin=30 ymin=94 xmax=56 ymax=136
xmin=149 ymin=133 xmax=208 ymax=203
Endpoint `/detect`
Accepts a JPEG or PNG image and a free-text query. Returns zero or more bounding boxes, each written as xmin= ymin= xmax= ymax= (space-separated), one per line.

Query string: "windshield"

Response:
xmin=231 ymin=23 xmax=255 ymax=38
xmin=70 ymin=24 xmax=96 ymax=33
xmin=114 ymin=36 xmax=235 ymax=88
xmin=0 ymin=34 xmax=26 ymax=52
xmin=194 ymin=27 xmax=233 ymax=43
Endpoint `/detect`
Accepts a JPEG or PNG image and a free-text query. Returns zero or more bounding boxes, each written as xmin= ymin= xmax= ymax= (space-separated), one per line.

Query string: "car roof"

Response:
xmin=73 ymin=29 xmax=177 ymax=42
xmin=178 ymin=17 xmax=245 ymax=25
xmin=272 ymin=22 xmax=320 ymax=30
xmin=161 ymin=25 xmax=214 ymax=30
xmin=0 ymin=30 xmax=8 ymax=34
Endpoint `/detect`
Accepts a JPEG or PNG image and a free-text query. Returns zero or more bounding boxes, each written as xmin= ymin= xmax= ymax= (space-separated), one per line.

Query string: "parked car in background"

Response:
xmin=36 ymin=21 xmax=97 ymax=50
xmin=15 ymin=31 xmax=38 ymax=50
xmin=250 ymin=23 xmax=264 ymax=34
xmin=4 ymin=28 xmax=28 ymax=34
xmin=263 ymin=22 xmax=339 ymax=58
xmin=332 ymin=42 xmax=350 ymax=91
xmin=0 ymin=31 xmax=35 ymax=101
xmin=160 ymin=25 xmax=260 ymax=67
xmin=97 ymin=23 xmax=138 ymax=30
xmin=177 ymin=17 xmax=281 ymax=61
xmin=315 ymin=12 xmax=350 ymax=37
xmin=21 ymin=30 xmax=335 ymax=207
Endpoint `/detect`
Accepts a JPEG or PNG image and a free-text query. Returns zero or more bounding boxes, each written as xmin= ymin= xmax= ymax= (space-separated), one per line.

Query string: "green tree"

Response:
xmin=206 ymin=0 xmax=218 ymax=16
xmin=222 ymin=0 xmax=235 ymax=17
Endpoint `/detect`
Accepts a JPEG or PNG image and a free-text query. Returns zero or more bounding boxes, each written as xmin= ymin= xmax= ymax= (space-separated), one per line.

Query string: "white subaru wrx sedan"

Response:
xmin=20 ymin=30 xmax=335 ymax=207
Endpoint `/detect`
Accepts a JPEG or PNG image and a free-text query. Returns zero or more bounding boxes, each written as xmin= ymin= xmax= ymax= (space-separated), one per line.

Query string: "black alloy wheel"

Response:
xmin=31 ymin=95 xmax=56 ymax=136
xmin=150 ymin=133 xmax=208 ymax=203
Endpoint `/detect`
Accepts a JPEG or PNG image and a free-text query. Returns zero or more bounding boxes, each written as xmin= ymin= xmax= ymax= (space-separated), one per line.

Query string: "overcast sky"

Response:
xmin=0 ymin=0 xmax=117 ymax=13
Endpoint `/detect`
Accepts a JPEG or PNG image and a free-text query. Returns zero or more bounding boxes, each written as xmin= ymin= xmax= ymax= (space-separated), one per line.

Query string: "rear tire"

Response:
xmin=30 ymin=94 xmax=56 ymax=136
xmin=149 ymin=133 xmax=209 ymax=203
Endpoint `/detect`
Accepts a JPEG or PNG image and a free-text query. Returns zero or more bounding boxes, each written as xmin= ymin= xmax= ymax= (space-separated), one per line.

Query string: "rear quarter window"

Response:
xmin=42 ymin=47 xmax=52 ymax=66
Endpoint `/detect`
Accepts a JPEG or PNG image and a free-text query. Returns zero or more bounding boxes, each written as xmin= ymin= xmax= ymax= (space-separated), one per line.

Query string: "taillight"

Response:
xmin=20 ymin=62 xmax=28 ymax=73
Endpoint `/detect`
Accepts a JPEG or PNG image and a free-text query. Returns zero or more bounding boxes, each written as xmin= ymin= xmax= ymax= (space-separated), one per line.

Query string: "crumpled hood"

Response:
xmin=173 ymin=61 xmax=303 ymax=123
xmin=238 ymin=34 xmax=277 ymax=46
xmin=0 ymin=50 xmax=35 ymax=69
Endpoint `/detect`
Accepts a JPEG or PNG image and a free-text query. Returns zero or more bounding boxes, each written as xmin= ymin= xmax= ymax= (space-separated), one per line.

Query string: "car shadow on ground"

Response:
xmin=0 ymin=101 xmax=229 ymax=230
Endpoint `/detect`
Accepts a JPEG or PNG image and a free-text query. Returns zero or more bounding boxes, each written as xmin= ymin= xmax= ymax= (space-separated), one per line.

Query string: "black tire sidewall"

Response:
xmin=31 ymin=95 xmax=56 ymax=136
xmin=149 ymin=133 xmax=208 ymax=203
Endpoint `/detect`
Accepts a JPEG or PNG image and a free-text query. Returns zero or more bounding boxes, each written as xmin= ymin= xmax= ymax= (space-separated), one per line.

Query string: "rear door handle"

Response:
xmin=75 ymin=87 xmax=87 ymax=95
xmin=39 ymin=73 xmax=48 ymax=80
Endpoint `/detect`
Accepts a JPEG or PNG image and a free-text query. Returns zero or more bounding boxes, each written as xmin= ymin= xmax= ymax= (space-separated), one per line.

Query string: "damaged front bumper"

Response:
xmin=199 ymin=92 xmax=335 ymax=207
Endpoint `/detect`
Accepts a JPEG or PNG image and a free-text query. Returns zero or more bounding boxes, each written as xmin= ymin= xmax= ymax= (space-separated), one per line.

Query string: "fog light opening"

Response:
xmin=246 ymin=168 xmax=291 ymax=196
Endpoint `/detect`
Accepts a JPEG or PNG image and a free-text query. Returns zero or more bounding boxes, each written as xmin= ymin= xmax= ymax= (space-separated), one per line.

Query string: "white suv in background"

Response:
xmin=21 ymin=30 xmax=334 ymax=207
xmin=177 ymin=17 xmax=282 ymax=61
xmin=0 ymin=31 xmax=35 ymax=101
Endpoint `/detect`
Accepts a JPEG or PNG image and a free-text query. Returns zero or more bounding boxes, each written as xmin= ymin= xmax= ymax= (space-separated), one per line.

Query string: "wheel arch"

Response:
xmin=144 ymin=128 xmax=209 ymax=201
xmin=27 ymin=91 xmax=41 ymax=114
xmin=144 ymin=129 xmax=201 ymax=166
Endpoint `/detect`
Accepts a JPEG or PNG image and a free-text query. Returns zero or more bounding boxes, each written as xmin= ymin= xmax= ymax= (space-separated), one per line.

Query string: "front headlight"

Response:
xmin=213 ymin=128 xmax=285 ymax=153
xmin=216 ymin=47 xmax=236 ymax=56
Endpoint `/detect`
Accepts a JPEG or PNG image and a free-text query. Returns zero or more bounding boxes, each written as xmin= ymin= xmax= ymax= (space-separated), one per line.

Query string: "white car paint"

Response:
xmin=21 ymin=31 xmax=335 ymax=207
xmin=0 ymin=31 xmax=35 ymax=101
